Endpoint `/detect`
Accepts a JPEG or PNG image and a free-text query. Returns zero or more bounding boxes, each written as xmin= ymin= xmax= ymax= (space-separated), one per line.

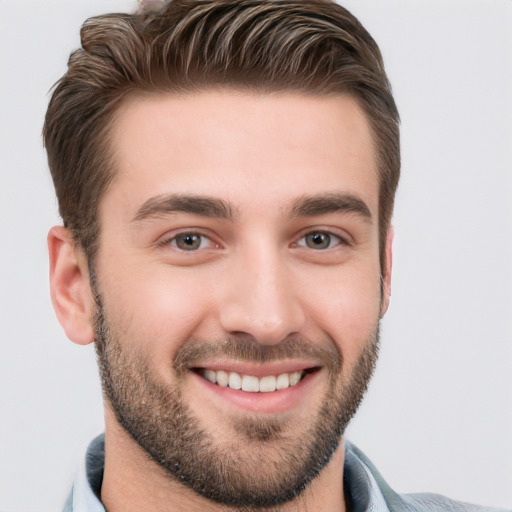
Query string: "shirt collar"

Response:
xmin=70 ymin=435 xmax=105 ymax=512
xmin=344 ymin=440 xmax=391 ymax=512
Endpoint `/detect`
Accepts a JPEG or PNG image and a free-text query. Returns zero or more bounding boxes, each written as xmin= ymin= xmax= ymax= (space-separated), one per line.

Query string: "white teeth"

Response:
xmin=259 ymin=375 xmax=277 ymax=393
xmin=289 ymin=371 xmax=302 ymax=386
xmin=203 ymin=369 xmax=216 ymax=384
xmin=276 ymin=373 xmax=290 ymax=390
xmin=216 ymin=370 xmax=229 ymax=387
xmin=200 ymin=369 xmax=305 ymax=392
xmin=228 ymin=372 xmax=242 ymax=390
xmin=241 ymin=375 xmax=259 ymax=392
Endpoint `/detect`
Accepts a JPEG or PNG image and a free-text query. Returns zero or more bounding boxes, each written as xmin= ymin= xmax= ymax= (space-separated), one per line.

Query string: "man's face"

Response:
xmin=92 ymin=91 xmax=387 ymax=506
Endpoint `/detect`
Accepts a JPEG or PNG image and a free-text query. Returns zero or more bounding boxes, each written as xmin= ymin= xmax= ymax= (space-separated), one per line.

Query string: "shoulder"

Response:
xmin=62 ymin=488 xmax=73 ymax=512
xmin=345 ymin=441 xmax=510 ymax=512
xmin=394 ymin=492 xmax=509 ymax=512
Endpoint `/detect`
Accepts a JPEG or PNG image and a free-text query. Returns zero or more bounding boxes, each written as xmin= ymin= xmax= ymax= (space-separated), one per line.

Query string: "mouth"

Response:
xmin=187 ymin=358 xmax=325 ymax=414
xmin=193 ymin=367 xmax=320 ymax=393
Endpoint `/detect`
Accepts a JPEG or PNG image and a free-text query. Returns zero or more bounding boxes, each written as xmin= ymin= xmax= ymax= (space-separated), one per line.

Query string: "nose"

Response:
xmin=218 ymin=246 xmax=306 ymax=345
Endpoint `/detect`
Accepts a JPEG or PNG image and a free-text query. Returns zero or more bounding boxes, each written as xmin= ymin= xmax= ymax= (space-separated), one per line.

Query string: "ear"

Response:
xmin=48 ymin=226 xmax=95 ymax=345
xmin=379 ymin=226 xmax=394 ymax=318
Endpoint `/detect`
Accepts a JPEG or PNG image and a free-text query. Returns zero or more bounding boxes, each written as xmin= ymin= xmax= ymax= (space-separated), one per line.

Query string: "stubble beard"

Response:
xmin=93 ymin=293 xmax=380 ymax=510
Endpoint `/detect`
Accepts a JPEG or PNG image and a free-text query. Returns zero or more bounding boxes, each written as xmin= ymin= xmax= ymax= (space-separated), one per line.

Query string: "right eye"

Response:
xmin=296 ymin=231 xmax=345 ymax=250
xmin=160 ymin=232 xmax=215 ymax=252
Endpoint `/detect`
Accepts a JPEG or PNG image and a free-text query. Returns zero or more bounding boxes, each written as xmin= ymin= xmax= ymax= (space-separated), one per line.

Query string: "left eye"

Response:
xmin=167 ymin=233 xmax=213 ymax=251
xmin=297 ymin=231 xmax=342 ymax=250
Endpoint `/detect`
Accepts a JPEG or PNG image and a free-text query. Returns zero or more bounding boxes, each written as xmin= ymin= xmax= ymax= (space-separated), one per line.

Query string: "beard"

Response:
xmin=93 ymin=291 xmax=380 ymax=510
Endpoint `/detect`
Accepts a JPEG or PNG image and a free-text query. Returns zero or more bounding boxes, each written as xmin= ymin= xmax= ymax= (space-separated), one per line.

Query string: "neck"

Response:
xmin=100 ymin=413 xmax=347 ymax=512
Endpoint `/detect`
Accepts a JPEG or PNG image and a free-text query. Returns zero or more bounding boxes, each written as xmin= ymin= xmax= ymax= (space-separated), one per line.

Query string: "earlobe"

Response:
xmin=380 ymin=227 xmax=394 ymax=318
xmin=48 ymin=226 xmax=95 ymax=345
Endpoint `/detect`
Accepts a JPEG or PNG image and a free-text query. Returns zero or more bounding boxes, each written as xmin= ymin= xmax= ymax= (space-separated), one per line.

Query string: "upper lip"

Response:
xmin=192 ymin=359 xmax=321 ymax=377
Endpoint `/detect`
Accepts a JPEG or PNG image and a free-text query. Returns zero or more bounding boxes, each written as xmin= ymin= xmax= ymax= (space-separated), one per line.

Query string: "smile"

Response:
xmin=198 ymin=369 xmax=307 ymax=393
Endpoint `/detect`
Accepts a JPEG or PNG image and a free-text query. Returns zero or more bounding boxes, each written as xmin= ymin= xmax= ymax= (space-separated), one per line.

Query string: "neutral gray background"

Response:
xmin=1 ymin=1 xmax=511 ymax=510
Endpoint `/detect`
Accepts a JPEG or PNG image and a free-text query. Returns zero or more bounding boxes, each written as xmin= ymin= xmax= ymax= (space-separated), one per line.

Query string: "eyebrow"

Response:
xmin=289 ymin=192 xmax=372 ymax=221
xmin=131 ymin=191 xmax=372 ymax=224
xmin=132 ymin=194 xmax=235 ymax=222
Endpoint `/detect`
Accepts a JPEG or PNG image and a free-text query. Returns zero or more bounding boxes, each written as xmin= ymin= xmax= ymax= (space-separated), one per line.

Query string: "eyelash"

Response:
xmin=158 ymin=228 xmax=351 ymax=252
xmin=295 ymin=230 xmax=349 ymax=250
xmin=158 ymin=231 xmax=217 ymax=251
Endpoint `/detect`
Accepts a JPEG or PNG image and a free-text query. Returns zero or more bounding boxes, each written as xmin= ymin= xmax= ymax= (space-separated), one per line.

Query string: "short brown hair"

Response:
xmin=43 ymin=0 xmax=400 ymax=267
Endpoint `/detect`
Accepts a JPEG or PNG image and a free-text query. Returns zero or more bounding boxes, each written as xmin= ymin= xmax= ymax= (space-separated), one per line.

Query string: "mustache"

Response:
xmin=173 ymin=335 xmax=342 ymax=375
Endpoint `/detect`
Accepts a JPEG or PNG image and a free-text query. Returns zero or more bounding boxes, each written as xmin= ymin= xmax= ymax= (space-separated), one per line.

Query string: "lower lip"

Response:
xmin=190 ymin=370 xmax=322 ymax=414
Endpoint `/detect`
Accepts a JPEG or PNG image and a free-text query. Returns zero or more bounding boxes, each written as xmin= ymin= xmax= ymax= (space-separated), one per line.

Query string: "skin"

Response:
xmin=48 ymin=90 xmax=393 ymax=512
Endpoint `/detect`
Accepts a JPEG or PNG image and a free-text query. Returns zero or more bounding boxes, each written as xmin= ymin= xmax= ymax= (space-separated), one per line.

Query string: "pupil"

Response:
xmin=178 ymin=234 xmax=200 ymax=250
xmin=307 ymin=232 xmax=329 ymax=249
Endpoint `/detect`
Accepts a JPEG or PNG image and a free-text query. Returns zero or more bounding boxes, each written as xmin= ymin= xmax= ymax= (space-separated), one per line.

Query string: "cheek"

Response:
xmin=299 ymin=263 xmax=381 ymax=363
xmin=97 ymin=264 xmax=215 ymax=358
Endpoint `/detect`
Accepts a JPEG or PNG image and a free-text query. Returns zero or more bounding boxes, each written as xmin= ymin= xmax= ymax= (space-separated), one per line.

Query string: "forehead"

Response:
xmin=105 ymin=90 xmax=378 ymax=219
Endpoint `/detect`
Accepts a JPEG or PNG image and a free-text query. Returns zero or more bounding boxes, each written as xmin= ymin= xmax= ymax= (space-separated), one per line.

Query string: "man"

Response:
xmin=43 ymin=0 xmax=507 ymax=511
